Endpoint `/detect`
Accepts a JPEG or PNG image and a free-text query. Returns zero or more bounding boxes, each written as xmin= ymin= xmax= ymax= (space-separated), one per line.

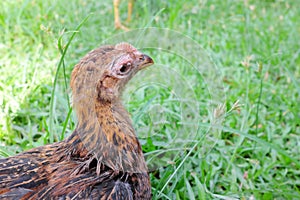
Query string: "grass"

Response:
xmin=1 ymin=0 xmax=300 ymax=199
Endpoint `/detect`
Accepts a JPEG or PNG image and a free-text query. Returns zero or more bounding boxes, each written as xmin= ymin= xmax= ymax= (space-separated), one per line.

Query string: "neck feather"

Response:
xmin=68 ymin=93 xmax=148 ymax=173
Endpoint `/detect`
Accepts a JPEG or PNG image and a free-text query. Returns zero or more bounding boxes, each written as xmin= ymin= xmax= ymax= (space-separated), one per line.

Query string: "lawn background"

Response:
xmin=0 ymin=0 xmax=299 ymax=199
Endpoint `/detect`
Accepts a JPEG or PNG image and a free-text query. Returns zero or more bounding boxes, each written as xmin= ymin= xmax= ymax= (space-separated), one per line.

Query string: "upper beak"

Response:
xmin=137 ymin=54 xmax=154 ymax=70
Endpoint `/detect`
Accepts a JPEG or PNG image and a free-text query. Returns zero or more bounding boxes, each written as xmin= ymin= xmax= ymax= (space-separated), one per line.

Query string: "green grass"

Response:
xmin=1 ymin=0 xmax=300 ymax=199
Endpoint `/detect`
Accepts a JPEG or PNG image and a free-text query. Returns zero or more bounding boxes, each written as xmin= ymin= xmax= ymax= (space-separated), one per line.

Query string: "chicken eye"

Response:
xmin=119 ymin=63 xmax=131 ymax=74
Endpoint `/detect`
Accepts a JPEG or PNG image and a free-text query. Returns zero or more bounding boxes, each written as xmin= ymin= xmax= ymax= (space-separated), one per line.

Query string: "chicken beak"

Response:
xmin=138 ymin=54 xmax=154 ymax=70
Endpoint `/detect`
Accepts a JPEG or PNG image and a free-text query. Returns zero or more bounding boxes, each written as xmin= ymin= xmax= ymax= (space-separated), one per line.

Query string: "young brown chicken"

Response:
xmin=0 ymin=42 xmax=153 ymax=199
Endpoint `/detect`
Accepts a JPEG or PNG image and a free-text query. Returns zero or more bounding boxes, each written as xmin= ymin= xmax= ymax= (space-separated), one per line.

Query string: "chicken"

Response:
xmin=0 ymin=42 xmax=154 ymax=199
xmin=113 ymin=0 xmax=133 ymax=30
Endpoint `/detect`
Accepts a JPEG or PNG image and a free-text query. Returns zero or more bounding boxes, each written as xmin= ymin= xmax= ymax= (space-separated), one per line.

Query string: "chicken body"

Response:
xmin=0 ymin=43 xmax=153 ymax=199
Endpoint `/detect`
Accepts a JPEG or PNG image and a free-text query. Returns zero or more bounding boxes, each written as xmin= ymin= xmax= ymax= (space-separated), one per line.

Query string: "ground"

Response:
xmin=0 ymin=0 xmax=299 ymax=199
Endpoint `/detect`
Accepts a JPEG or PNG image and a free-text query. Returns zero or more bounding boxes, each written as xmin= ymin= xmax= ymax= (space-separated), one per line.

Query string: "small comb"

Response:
xmin=115 ymin=42 xmax=137 ymax=52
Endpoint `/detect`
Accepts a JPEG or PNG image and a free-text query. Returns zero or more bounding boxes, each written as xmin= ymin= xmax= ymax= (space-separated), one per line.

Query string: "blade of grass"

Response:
xmin=185 ymin=176 xmax=195 ymax=200
xmin=156 ymin=128 xmax=208 ymax=198
xmin=60 ymin=107 xmax=73 ymax=141
xmin=48 ymin=14 xmax=92 ymax=143
xmin=192 ymin=173 xmax=206 ymax=200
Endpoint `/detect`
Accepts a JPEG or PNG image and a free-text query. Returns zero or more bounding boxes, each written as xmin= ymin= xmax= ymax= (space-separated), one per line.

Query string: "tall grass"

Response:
xmin=0 ymin=0 xmax=299 ymax=199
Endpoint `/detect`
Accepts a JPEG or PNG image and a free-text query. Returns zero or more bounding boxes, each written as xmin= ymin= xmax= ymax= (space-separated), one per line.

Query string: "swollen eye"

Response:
xmin=119 ymin=62 xmax=132 ymax=74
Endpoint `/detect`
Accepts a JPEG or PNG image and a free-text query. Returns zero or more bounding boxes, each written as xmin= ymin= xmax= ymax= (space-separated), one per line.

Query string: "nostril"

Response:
xmin=139 ymin=55 xmax=145 ymax=61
